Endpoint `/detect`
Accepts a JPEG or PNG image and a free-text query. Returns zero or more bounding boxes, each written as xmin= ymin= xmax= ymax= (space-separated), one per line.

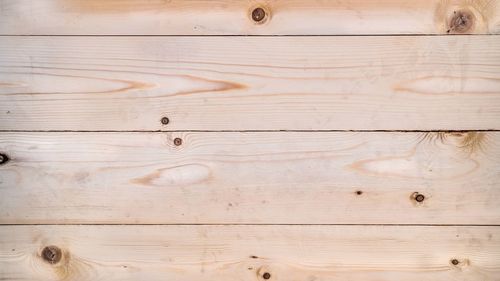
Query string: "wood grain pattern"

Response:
xmin=1 ymin=132 xmax=499 ymax=224
xmin=1 ymin=225 xmax=499 ymax=281
xmin=0 ymin=0 xmax=499 ymax=35
xmin=1 ymin=36 xmax=500 ymax=131
xmin=1 ymin=2 xmax=499 ymax=280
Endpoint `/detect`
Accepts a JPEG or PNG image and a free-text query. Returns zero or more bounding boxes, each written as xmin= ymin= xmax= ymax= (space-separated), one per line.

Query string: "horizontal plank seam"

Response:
xmin=1 ymin=224 xmax=499 ymax=227
xmin=0 ymin=34 xmax=499 ymax=37
xmin=0 ymin=130 xmax=498 ymax=133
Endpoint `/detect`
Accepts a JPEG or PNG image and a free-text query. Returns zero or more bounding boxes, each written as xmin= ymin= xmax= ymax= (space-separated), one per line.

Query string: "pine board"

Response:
xmin=0 ymin=0 xmax=499 ymax=35
xmin=1 ymin=131 xmax=499 ymax=224
xmin=1 ymin=36 xmax=500 ymax=131
xmin=0 ymin=225 xmax=499 ymax=281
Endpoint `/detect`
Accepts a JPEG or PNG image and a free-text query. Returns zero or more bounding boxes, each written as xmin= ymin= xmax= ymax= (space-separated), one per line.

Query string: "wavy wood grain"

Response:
xmin=0 ymin=225 xmax=499 ymax=281
xmin=1 ymin=36 xmax=500 ymax=130
xmin=0 ymin=132 xmax=498 ymax=224
xmin=0 ymin=0 xmax=499 ymax=35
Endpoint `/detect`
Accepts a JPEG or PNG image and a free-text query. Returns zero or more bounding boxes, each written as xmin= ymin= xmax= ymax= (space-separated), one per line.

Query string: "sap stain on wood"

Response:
xmin=2 ymin=69 xmax=245 ymax=98
xmin=420 ymin=132 xmax=488 ymax=154
xmin=2 ymin=71 xmax=155 ymax=95
xmin=458 ymin=132 xmax=488 ymax=153
xmin=394 ymin=76 xmax=500 ymax=96
xmin=131 ymin=164 xmax=212 ymax=187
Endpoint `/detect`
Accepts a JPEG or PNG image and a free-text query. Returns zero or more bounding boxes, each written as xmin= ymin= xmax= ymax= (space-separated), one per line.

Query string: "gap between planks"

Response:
xmin=1 ymin=224 xmax=500 ymax=226
xmin=1 ymin=34 xmax=499 ymax=37
xmin=0 ymin=130 xmax=498 ymax=133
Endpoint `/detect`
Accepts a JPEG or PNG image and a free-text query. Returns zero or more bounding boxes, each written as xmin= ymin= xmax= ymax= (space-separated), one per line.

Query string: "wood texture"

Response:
xmin=1 ymin=2 xmax=499 ymax=281
xmin=1 ymin=132 xmax=499 ymax=224
xmin=0 ymin=0 xmax=499 ymax=35
xmin=1 ymin=36 xmax=500 ymax=131
xmin=1 ymin=225 xmax=499 ymax=281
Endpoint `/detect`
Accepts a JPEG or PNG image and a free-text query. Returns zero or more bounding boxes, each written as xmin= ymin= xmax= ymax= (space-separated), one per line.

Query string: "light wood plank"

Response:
xmin=0 ymin=0 xmax=499 ymax=35
xmin=1 ymin=132 xmax=499 ymax=224
xmin=0 ymin=225 xmax=499 ymax=281
xmin=1 ymin=36 xmax=500 ymax=130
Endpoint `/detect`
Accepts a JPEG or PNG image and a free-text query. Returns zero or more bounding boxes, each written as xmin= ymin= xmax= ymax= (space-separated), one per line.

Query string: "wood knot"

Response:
xmin=257 ymin=266 xmax=273 ymax=280
xmin=250 ymin=6 xmax=269 ymax=24
xmin=160 ymin=117 xmax=170 ymax=125
xmin=173 ymin=137 xmax=183 ymax=146
xmin=355 ymin=190 xmax=363 ymax=196
xmin=0 ymin=153 xmax=9 ymax=165
xmin=41 ymin=246 xmax=62 ymax=264
xmin=450 ymin=258 xmax=470 ymax=267
xmin=447 ymin=9 xmax=475 ymax=33
xmin=411 ymin=192 xmax=426 ymax=203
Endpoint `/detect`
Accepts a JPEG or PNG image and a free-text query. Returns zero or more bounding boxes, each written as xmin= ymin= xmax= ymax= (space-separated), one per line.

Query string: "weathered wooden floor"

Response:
xmin=0 ymin=1 xmax=499 ymax=280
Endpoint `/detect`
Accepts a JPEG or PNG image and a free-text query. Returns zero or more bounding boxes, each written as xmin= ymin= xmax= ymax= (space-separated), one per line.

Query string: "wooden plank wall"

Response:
xmin=0 ymin=1 xmax=499 ymax=281
xmin=1 ymin=0 xmax=500 ymax=35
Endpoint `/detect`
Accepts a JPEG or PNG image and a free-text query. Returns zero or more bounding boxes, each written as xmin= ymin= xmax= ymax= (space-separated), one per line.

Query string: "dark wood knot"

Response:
xmin=174 ymin=138 xmax=183 ymax=146
xmin=251 ymin=7 xmax=267 ymax=23
xmin=411 ymin=192 xmax=426 ymax=203
xmin=42 ymin=246 xmax=62 ymax=264
xmin=415 ymin=194 xmax=425 ymax=203
xmin=161 ymin=117 xmax=170 ymax=125
xmin=262 ymin=272 xmax=271 ymax=280
xmin=0 ymin=153 xmax=9 ymax=165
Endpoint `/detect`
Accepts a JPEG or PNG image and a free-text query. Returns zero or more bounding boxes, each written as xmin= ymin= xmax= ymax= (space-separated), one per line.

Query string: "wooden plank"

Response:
xmin=0 ymin=0 xmax=499 ymax=35
xmin=0 ymin=225 xmax=499 ymax=280
xmin=1 ymin=132 xmax=499 ymax=224
xmin=1 ymin=36 xmax=500 ymax=131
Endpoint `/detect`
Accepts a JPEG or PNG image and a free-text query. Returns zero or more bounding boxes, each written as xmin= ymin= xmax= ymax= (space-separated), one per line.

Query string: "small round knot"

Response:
xmin=262 ymin=272 xmax=271 ymax=280
xmin=451 ymin=258 xmax=460 ymax=265
xmin=415 ymin=194 xmax=425 ymax=202
xmin=411 ymin=192 xmax=426 ymax=203
xmin=161 ymin=117 xmax=170 ymax=125
xmin=251 ymin=7 xmax=267 ymax=23
xmin=0 ymin=153 xmax=9 ymax=165
xmin=174 ymin=138 xmax=183 ymax=146
xmin=42 ymin=246 xmax=62 ymax=264
xmin=355 ymin=190 xmax=363 ymax=196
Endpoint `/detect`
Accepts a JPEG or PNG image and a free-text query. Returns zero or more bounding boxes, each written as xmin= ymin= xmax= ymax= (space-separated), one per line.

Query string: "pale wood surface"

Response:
xmin=1 ymin=132 xmax=498 ymax=224
xmin=0 ymin=0 xmax=499 ymax=35
xmin=0 ymin=225 xmax=499 ymax=281
xmin=1 ymin=36 xmax=500 ymax=131
xmin=1 ymin=2 xmax=499 ymax=280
